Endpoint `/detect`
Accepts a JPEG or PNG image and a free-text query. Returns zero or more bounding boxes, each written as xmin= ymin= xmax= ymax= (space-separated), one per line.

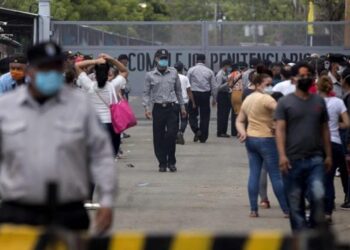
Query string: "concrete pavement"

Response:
xmin=109 ymin=97 xmax=350 ymax=244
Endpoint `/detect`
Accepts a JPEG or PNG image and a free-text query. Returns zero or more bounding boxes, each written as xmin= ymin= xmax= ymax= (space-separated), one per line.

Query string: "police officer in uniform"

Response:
xmin=0 ymin=42 xmax=116 ymax=233
xmin=143 ymin=49 xmax=186 ymax=172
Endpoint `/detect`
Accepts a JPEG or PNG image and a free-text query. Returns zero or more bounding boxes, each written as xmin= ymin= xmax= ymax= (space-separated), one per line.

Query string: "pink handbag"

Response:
xmin=95 ymin=85 xmax=137 ymax=134
xmin=110 ymin=99 xmax=137 ymax=134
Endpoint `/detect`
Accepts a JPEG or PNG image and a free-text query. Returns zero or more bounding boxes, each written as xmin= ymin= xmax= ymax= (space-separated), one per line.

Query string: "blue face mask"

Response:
xmin=35 ymin=71 xmax=64 ymax=96
xmin=227 ymin=67 xmax=232 ymax=74
xmin=158 ymin=59 xmax=169 ymax=68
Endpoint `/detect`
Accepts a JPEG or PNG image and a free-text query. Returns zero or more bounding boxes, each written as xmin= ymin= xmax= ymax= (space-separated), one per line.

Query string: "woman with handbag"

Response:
xmin=75 ymin=54 xmax=128 ymax=158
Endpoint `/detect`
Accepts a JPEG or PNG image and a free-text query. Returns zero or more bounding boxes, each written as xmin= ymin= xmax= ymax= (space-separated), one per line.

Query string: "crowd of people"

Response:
xmin=0 ymin=40 xmax=349 ymax=234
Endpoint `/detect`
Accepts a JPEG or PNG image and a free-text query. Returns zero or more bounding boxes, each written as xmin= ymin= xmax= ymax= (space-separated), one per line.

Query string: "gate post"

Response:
xmin=38 ymin=0 xmax=51 ymax=42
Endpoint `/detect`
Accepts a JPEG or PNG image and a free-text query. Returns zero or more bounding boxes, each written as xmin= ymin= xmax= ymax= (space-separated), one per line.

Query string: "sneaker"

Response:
xmin=194 ymin=130 xmax=201 ymax=142
xmin=340 ymin=201 xmax=350 ymax=210
xmin=217 ymin=134 xmax=231 ymax=138
xmin=177 ymin=132 xmax=185 ymax=145
xmin=168 ymin=165 xmax=177 ymax=172
xmin=249 ymin=211 xmax=259 ymax=218
xmin=122 ymin=133 xmax=131 ymax=139
xmin=335 ymin=168 xmax=341 ymax=177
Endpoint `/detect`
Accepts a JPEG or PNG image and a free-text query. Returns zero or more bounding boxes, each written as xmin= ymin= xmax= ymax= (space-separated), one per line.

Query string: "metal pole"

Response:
xmin=38 ymin=0 xmax=51 ymax=41
xmin=345 ymin=0 xmax=350 ymax=49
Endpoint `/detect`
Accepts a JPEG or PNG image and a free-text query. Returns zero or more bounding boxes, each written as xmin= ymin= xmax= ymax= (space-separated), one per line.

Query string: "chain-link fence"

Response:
xmin=52 ymin=21 xmax=349 ymax=48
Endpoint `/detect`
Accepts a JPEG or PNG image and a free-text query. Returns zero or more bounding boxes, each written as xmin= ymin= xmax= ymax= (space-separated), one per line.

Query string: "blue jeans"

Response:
xmin=245 ymin=137 xmax=289 ymax=213
xmin=283 ymin=156 xmax=325 ymax=232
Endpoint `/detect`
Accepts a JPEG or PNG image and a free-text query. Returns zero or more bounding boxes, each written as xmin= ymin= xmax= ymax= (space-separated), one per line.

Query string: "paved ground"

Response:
xmin=108 ymin=97 xmax=350 ymax=243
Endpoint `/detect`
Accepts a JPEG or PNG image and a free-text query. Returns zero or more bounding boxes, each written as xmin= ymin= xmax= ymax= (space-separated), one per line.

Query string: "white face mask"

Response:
xmin=337 ymin=66 xmax=346 ymax=76
xmin=263 ymin=86 xmax=274 ymax=95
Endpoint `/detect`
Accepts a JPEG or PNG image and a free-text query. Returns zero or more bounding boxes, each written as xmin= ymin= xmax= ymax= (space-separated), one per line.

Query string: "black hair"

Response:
xmin=65 ymin=65 xmax=76 ymax=84
xmin=118 ymin=54 xmax=128 ymax=61
xmin=221 ymin=59 xmax=232 ymax=68
xmin=291 ymin=62 xmax=315 ymax=77
xmin=280 ymin=67 xmax=292 ymax=79
xmin=343 ymin=67 xmax=350 ymax=86
xmin=271 ymin=92 xmax=284 ymax=101
xmin=95 ymin=63 xmax=110 ymax=88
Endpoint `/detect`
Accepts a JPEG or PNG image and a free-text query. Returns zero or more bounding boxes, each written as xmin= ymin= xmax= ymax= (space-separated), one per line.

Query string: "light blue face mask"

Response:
xmin=158 ymin=59 xmax=169 ymax=68
xmin=35 ymin=71 xmax=64 ymax=96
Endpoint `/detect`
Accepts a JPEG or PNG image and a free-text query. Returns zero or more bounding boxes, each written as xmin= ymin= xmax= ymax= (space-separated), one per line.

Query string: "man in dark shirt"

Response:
xmin=275 ymin=62 xmax=332 ymax=232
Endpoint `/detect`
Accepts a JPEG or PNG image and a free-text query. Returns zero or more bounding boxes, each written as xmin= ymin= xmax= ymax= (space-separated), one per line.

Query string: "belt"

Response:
xmin=155 ymin=102 xmax=176 ymax=108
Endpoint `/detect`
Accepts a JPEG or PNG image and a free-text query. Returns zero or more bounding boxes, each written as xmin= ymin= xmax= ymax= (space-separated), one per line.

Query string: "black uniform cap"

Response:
xmin=155 ymin=49 xmax=169 ymax=59
xmin=327 ymin=53 xmax=347 ymax=65
xmin=27 ymin=41 xmax=65 ymax=66
xmin=9 ymin=54 xmax=27 ymax=64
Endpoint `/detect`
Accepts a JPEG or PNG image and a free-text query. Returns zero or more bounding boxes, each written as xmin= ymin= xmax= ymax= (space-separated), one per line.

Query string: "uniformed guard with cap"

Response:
xmin=326 ymin=53 xmax=348 ymax=98
xmin=143 ymin=49 xmax=186 ymax=172
xmin=0 ymin=55 xmax=27 ymax=94
xmin=0 ymin=41 xmax=116 ymax=233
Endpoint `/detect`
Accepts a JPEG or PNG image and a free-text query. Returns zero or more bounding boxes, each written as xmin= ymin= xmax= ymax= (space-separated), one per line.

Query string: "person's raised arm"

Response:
xmin=100 ymin=53 xmax=128 ymax=79
xmin=75 ymin=58 xmax=105 ymax=75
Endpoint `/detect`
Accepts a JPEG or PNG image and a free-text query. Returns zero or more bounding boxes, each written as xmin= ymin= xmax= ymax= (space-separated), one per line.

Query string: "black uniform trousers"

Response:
xmin=189 ymin=91 xmax=211 ymax=143
xmin=152 ymin=103 xmax=179 ymax=167
xmin=0 ymin=201 xmax=89 ymax=231
xmin=217 ymin=91 xmax=232 ymax=136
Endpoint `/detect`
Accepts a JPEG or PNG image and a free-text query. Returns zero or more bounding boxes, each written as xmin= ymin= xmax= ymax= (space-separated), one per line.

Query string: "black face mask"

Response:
xmin=297 ymin=78 xmax=313 ymax=92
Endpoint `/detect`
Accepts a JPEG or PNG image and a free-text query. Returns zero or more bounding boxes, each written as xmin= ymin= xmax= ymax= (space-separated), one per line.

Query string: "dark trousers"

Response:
xmin=104 ymin=123 xmax=121 ymax=156
xmin=325 ymin=142 xmax=348 ymax=214
xmin=153 ymin=103 xmax=178 ymax=167
xmin=217 ymin=91 xmax=232 ymax=136
xmin=231 ymin=113 xmax=238 ymax=136
xmin=0 ymin=201 xmax=89 ymax=231
xmin=179 ymin=103 xmax=189 ymax=133
xmin=189 ymin=91 xmax=211 ymax=142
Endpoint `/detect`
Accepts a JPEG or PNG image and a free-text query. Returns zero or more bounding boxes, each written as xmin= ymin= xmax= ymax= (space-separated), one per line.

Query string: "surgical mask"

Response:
xmin=10 ymin=69 xmax=25 ymax=81
xmin=226 ymin=67 xmax=232 ymax=74
xmin=263 ymin=86 xmax=274 ymax=95
xmin=337 ymin=66 xmax=346 ymax=76
xmin=158 ymin=59 xmax=169 ymax=68
xmin=35 ymin=71 xmax=64 ymax=96
xmin=297 ymin=78 xmax=313 ymax=92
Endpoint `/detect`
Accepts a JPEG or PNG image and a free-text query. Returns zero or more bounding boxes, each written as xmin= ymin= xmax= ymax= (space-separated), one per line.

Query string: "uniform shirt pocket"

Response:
xmin=54 ymin=120 xmax=84 ymax=148
xmin=1 ymin=120 xmax=27 ymax=152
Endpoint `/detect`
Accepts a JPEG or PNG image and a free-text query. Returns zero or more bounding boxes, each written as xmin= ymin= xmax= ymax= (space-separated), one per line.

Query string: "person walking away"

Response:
xmin=236 ymin=73 xmax=289 ymax=218
xmin=216 ymin=59 xmax=233 ymax=138
xmin=0 ymin=55 xmax=27 ymax=94
xmin=0 ymin=42 xmax=117 ymax=233
xmin=317 ymin=76 xmax=350 ymax=223
xmin=341 ymin=68 xmax=350 ymax=209
xmin=174 ymin=61 xmax=195 ymax=145
xmin=275 ymin=62 xmax=332 ymax=232
xmin=187 ymin=54 xmax=218 ymax=143
xmin=272 ymin=65 xmax=295 ymax=96
xmin=143 ymin=49 xmax=186 ymax=172
xmin=75 ymin=54 xmax=128 ymax=159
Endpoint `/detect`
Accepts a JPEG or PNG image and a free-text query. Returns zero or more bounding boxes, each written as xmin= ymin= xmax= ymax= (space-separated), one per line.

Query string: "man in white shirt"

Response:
xmin=174 ymin=61 xmax=195 ymax=145
xmin=272 ymin=65 xmax=296 ymax=96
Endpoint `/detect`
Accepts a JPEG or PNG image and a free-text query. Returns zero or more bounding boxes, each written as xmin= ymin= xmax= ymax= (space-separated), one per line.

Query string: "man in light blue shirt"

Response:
xmin=0 ymin=55 xmax=27 ymax=94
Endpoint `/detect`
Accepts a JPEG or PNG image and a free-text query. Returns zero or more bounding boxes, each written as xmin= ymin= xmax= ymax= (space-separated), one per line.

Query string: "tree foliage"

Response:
xmin=0 ymin=0 xmax=345 ymax=21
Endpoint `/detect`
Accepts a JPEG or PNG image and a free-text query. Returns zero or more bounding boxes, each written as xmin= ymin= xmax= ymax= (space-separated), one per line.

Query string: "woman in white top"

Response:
xmin=75 ymin=54 xmax=128 ymax=157
xmin=317 ymin=76 xmax=350 ymax=222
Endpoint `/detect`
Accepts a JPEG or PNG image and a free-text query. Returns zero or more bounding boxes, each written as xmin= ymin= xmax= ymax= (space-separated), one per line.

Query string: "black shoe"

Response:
xmin=122 ymin=133 xmax=131 ymax=139
xmin=159 ymin=167 xmax=167 ymax=172
xmin=168 ymin=165 xmax=177 ymax=172
xmin=340 ymin=201 xmax=350 ymax=210
xmin=217 ymin=134 xmax=231 ymax=138
xmin=194 ymin=130 xmax=201 ymax=142
xmin=177 ymin=132 xmax=185 ymax=145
